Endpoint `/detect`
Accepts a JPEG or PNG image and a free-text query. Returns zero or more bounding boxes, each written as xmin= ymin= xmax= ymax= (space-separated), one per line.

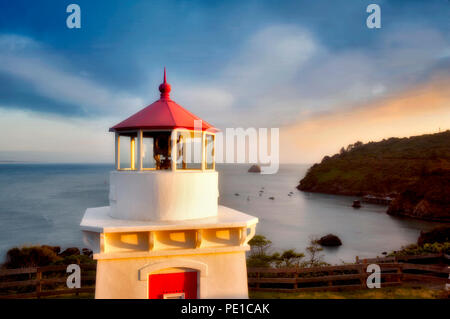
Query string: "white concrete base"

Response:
xmin=94 ymin=251 xmax=249 ymax=299
xmin=109 ymin=170 xmax=219 ymax=221
xmin=80 ymin=205 xmax=258 ymax=299
xmin=81 ymin=205 xmax=257 ymax=235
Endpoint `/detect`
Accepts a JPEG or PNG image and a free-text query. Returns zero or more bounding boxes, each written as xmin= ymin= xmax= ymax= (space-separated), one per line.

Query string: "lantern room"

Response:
xmin=110 ymin=68 xmax=216 ymax=172
xmin=107 ymin=69 xmax=219 ymax=221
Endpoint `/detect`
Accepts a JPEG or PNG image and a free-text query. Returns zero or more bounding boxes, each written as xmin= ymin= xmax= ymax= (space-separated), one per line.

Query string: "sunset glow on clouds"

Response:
xmin=280 ymin=76 xmax=450 ymax=163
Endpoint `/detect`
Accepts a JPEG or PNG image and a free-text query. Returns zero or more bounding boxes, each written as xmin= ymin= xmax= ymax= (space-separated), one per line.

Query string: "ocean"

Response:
xmin=0 ymin=163 xmax=442 ymax=264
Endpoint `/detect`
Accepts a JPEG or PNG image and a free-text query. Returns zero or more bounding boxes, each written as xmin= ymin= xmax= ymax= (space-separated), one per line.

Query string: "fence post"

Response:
xmin=294 ymin=271 xmax=298 ymax=290
xmin=328 ymin=270 xmax=333 ymax=287
xmin=359 ymin=263 xmax=366 ymax=288
xmin=397 ymin=264 xmax=403 ymax=283
xmin=256 ymin=271 xmax=260 ymax=289
xmin=36 ymin=268 xmax=42 ymax=299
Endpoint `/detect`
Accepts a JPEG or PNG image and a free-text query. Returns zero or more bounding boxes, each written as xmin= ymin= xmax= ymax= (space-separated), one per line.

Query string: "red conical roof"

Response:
xmin=109 ymin=68 xmax=217 ymax=132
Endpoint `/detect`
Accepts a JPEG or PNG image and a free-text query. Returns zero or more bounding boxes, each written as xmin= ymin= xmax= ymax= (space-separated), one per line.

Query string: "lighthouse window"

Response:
xmin=119 ymin=134 xmax=137 ymax=170
xmin=176 ymin=131 xmax=202 ymax=170
xmin=142 ymin=131 xmax=172 ymax=170
xmin=142 ymin=137 xmax=156 ymax=169
xmin=154 ymin=133 xmax=172 ymax=170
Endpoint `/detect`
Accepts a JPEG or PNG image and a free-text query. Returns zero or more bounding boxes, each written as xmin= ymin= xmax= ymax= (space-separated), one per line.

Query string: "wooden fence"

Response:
xmin=0 ymin=264 xmax=96 ymax=299
xmin=247 ymin=262 xmax=450 ymax=293
xmin=0 ymin=254 xmax=449 ymax=298
xmin=355 ymin=252 xmax=449 ymax=264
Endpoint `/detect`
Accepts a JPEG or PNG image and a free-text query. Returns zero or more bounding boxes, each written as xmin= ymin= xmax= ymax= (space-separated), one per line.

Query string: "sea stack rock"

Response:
xmin=248 ymin=165 xmax=261 ymax=173
xmin=318 ymin=234 xmax=342 ymax=247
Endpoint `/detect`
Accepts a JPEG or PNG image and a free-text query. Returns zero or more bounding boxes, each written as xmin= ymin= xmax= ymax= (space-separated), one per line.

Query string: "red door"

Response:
xmin=148 ymin=271 xmax=198 ymax=299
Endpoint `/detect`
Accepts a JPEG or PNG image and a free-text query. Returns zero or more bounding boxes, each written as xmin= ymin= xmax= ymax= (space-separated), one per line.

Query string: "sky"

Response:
xmin=0 ymin=0 xmax=449 ymax=163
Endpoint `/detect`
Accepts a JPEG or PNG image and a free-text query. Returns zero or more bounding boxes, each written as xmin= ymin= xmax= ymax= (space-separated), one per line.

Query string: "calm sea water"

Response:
xmin=0 ymin=163 xmax=442 ymax=264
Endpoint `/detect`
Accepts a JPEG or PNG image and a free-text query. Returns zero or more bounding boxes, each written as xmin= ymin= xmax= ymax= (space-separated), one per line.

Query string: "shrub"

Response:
xmin=418 ymin=226 xmax=450 ymax=246
xmin=389 ymin=242 xmax=450 ymax=256
xmin=52 ymin=254 xmax=96 ymax=265
xmin=272 ymin=249 xmax=305 ymax=268
xmin=4 ymin=246 xmax=62 ymax=268
xmin=247 ymin=254 xmax=276 ymax=268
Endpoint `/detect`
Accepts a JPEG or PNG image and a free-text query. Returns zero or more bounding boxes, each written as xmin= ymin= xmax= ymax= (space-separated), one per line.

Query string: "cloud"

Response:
xmin=172 ymin=25 xmax=320 ymax=128
xmin=0 ymin=107 xmax=114 ymax=162
xmin=280 ymin=75 xmax=450 ymax=163
xmin=0 ymin=22 xmax=448 ymax=163
xmin=173 ymin=84 xmax=234 ymax=115
xmin=0 ymin=34 xmax=143 ymax=117
xmin=2 ymin=23 xmax=447 ymax=129
xmin=173 ymin=24 xmax=449 ymax=130
xmin=0 ymin=34 xmax=40 ymax=51
xmin=224 ymin=25 xmax=319 ymax=91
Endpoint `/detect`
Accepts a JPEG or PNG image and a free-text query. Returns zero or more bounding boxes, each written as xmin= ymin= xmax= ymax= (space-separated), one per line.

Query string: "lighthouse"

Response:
xmin=80 ymin=69 xmax=258 ymax=299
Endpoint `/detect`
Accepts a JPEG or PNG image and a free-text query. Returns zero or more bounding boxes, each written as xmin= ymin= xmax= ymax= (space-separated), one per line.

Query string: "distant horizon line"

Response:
xmin=0 ymin=161 xmax=312 ymax=166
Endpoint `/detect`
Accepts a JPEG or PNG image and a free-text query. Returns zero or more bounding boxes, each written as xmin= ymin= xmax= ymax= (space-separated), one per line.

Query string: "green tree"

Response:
xmin=303 ymin=237 xmax=327 ymax=267
xmin=247 ymin=235 xmax=329 ymax=268
xmin=4 ymin=246 xmax=61 ymax=268
xmin=248 ymin=235 xmax=272 ymax=257
xmin=273 ymin=249 xmax=305 ymax=268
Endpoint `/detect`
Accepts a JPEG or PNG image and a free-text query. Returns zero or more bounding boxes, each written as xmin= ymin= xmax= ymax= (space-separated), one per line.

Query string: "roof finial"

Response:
xmin=159 ymin=67 xmax=171 ymax=99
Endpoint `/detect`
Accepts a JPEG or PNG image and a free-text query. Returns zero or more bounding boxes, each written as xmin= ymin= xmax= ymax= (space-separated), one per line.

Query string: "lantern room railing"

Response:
xmin=114 ymin=129 xmax=215 ymax=172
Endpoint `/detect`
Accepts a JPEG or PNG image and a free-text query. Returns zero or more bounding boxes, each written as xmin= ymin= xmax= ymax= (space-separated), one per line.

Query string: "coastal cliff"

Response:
xmin=387 ymin=170 xmax=450 ymax=222
xmin=297 ymin=130 xmax=450 ymax=221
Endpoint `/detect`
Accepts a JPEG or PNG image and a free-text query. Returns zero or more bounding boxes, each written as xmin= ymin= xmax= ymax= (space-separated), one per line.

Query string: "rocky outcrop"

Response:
xmin=248 ymin=165 xmax=261 ymax=173
xmin=387 ymin=170 xmax=450 ymax=222
xmin=298 ymin=131 xmax=450 ymax=221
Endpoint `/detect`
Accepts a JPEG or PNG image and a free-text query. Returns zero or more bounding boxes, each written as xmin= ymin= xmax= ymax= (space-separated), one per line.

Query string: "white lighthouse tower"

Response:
xmin=80 ymin=69 xmax=258 ymax=299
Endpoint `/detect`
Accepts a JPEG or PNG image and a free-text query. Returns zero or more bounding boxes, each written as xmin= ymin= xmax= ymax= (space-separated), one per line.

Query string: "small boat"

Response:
xmin=352 ymin=200 xmax=361 ymax=208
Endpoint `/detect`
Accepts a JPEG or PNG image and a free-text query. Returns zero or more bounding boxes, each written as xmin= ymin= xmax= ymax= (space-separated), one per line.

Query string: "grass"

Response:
xmin=29 ymin=287 xmax=450 ymax=299
xmin=249 ymin=285 xmax=449 ymax=299
xmin=42 ymin=292 xmax=95 ymax=299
